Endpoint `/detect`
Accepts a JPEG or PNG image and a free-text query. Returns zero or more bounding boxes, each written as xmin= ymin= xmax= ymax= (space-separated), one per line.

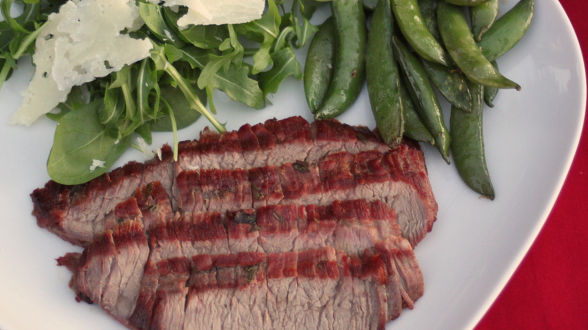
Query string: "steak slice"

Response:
xmin=58 ymin=220 xmax=149 ymax=321
xmin=41 ymin=146 xmax=436 ymax=247
xmin=147 ymin=199 xmax=402 ymax=262
xmin=173 ymin=148 xmax=435 ymax=246
xmin=32 ymin=117 xmax=394 ymax=245
xmin=65 ymin=240 xmax=419 ymax=330
xmin=60 ymin=197 xmax=423 ymax=329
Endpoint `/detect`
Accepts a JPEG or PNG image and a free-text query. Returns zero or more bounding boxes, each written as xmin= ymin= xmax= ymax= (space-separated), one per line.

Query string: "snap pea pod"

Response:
xmin=391 ymin=0 xmax=448 ymax=66
xmin=366 ymin=0 xmax=403 ymax=146
xmin=393 ymin=36 xmax=450 ymax=162
xmin=438 ymin=2 xmax=520 ymax=90
xmin=363 ymin=0 xmax=379 ymax=10
xmin=479 ymin=0 xmax=534 ymax=62
xmin=400 ymin=80 xmax=435 ymax=145
xmin=422 ymin=61 xmax=472 ymax=112
xmin=314 ymin=0 xmax=366 ymax=119
xmin=450 ymin=82 xmax=495 ymax=199
xmin=444 ymin=0 xmax=487 ymax=5
xmin=419 ymin=0 xmax=472 ymax=111
xmin=304 ymin=18 xmax=335 ymax=113
xmin=471 ymin=0 xmax=498 ymax=41
xmin=484 ymin=61 xmax=499 ymax=107
xmin=418 ymin=0 xmax=440 ymax=41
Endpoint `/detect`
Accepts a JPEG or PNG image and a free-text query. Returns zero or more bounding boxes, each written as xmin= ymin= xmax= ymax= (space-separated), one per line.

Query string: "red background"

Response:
xmin=475 ymin=1 xmax=588 ymax=329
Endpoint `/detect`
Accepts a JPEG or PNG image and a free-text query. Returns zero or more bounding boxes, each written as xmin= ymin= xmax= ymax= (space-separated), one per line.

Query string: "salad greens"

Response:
xmin=0 ymin=0 xmax=322 ymax=185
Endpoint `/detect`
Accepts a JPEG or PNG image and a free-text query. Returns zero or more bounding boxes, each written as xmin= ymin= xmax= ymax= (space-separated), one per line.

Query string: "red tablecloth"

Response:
xmin=475 ymin=1 xmax=588 ymax=329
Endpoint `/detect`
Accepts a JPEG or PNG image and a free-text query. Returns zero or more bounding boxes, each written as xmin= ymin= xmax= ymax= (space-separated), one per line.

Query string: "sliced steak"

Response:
xmin=32 ymin=118 xmax=436 ymax=246
xmin=60 ymin=196 xmax=423 ymax=329
xmin=147 ymin=199 xmax=402 ymax=263
xmin=173 ymin=148 xmax=435 ymax=246
xmin=58 ymin=220 xmax=149 ymax=322
xmin=66 ymin=239 xmax=419 ymax=330
xmin=40 ymin=146 xmax=435 ymax=247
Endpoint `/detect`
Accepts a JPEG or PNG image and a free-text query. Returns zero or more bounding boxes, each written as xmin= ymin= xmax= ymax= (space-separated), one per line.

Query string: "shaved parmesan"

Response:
xmin=11 ymin=0 xmax=152 ymax=126
xmin=159 ymin=0 xmax=265 ymax=27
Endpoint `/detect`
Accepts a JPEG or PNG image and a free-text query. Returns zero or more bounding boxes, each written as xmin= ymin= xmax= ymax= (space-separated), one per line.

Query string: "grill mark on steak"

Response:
xmin=32 ymin=118 xmax=405 ymax=246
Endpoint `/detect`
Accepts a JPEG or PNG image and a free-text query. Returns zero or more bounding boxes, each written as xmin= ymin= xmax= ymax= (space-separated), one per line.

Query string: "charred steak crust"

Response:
xmin=31 ymin=117 xmax=436 ymax=247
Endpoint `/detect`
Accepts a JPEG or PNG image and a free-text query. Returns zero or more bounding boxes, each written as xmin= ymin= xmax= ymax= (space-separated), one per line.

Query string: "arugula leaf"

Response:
xmin=288 ymin=13 xmax=318 ymax=48
xmin=162 ymin=7 xmax=228 ymax=50
xmin=1 ymin=0 xmax=31 ymax=33
xmin=47 ymin=100 xmax=132 ymax=185
xmin=138 ymin=1 xmax=182 ymax=46
xmin=135 ymin=123 xmax=152 ymax=145
xmin=236 ymin=0 xmax=281 ymax=74
xmin=151 ymin=85 xmax=203 ymax=131
xmin=109 ymin=65 xmax=137 ymax=122
xmin=259 ymin=46 xmax=302 ymax=96
xmin=235 ymin=0 xmax=281 ymax=43
xmin=136 ymin=59 xmax=160 ymax=122
xmin=151 ymin=43 xmax=226 ymax=132
xmin=168 ymin=45 xmax=265 ymax=109
xmin=99 ymin=84 xmax=123 ymax=125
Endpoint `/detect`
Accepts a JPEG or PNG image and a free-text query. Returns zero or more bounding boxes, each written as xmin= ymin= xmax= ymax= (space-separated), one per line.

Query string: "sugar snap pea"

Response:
xmin=391 ymin=0 xmax=448 ymax=66
xmin=366 ymin=0 xmax=404 ymax=146
xmin=304 ymin=18 xmax=335 ymax=113
xmin=450 ymin=82 xmax=495 ymax=199
xmin=438 ymin=2 xmax=520 ymax=90
xmin=419 ymin=0 xmax=472 ymax=112
xmin=471 ymin=0 xmax=498 ymax=41
xmin=484 ymin=85 xmax=498 ymax=107
xmin=484 ymin=61 xmax=499 ymax=107
xmin=393 ymin=36 xmax=450 ymax=162
xmin=444 ymin=0 xmax=487 ymax=5
xmin=314 ymin=0 xmax=366 ymax=119
xmin=422 ymin=61 xmax=472 ymax=112
xmin=418 ymin=0 xmax=440 ymax=41
xmin=400 ymin=80 xmax=435 ymax=145
xmin=478 ymin=0 xmax=534 ymax=62
xmin=363 ymin=0 xmax=379 ymax=10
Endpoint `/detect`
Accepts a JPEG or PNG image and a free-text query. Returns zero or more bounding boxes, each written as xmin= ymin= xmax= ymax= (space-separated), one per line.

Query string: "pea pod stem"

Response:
xmin=393 ymin=36 xmax=450 ymax=162
xmin=437 ymin=2 xmax=521 ymax=90
xmin=392 ymin=0 xmax=449 ymax=66
xmin=450 ymin=82 xmax=495 ymax=199
xmin=314 ymin=0 xmax=366 ymax=119
xmin=366 ymin=0 xmax=404 ymax=146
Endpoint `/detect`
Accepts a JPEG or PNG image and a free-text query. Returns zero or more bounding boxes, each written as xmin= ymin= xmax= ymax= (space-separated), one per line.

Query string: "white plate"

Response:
xmin=0 ymin=1 xmax=585 ymax=329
